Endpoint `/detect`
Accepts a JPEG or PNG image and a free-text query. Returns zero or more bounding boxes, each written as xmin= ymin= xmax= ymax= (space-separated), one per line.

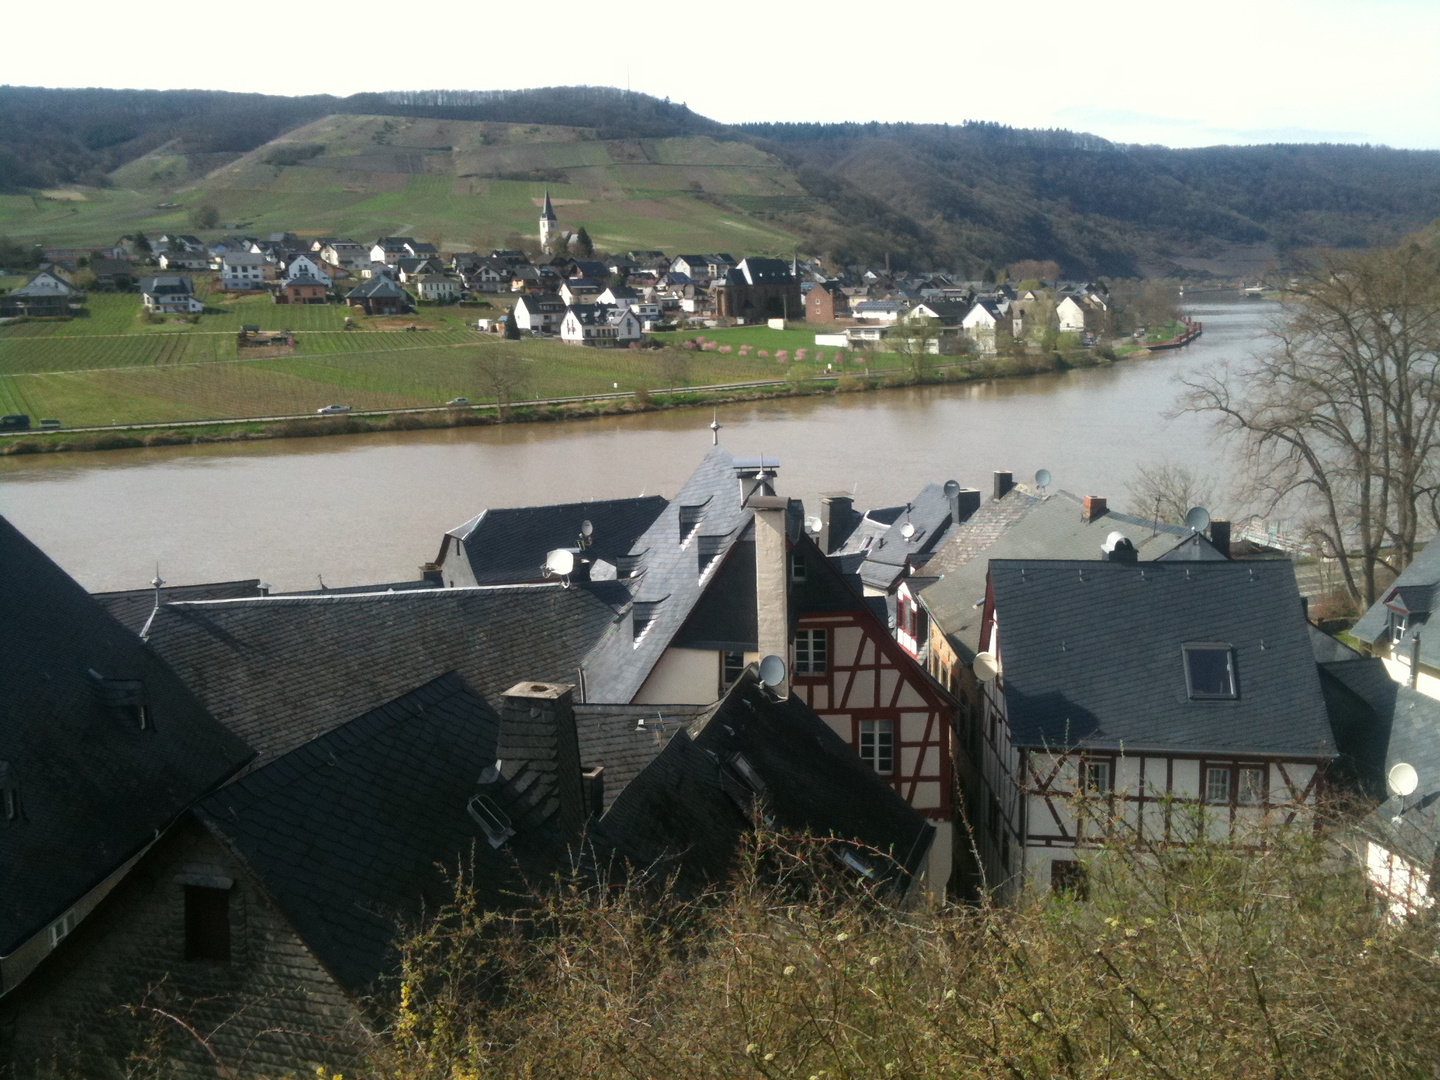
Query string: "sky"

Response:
xmin=5 ymin=0 xmax=1439 ymax=150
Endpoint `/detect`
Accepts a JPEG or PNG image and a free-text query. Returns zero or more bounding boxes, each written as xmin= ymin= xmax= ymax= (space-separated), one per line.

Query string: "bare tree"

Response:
xmin=473 ymin=348 xmax=530 ymax=421
xmin=890 ymin=315 xmax=941 ymax=378
xmin=1182 ymin=243 xmax=1440 ymax=605
xmin=1125 ymin=461 xmax=1218 ymax=524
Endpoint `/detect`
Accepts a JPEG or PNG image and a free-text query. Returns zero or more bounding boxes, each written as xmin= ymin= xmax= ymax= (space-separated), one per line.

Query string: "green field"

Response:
xmin=0 ymin=116 xmax=808 ymax=254
xmin=0 ymin=290 xmax=911 ymax=426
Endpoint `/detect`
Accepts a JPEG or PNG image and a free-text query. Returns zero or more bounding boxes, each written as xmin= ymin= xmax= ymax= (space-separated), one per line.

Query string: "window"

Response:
xmin=1082 ymin=759 xmax=1112 ymax=793
xmin=48 ymin=911 xmax=74 ymax=949
xmin=184 ymin=886 xmax=231 ymax=962
xmin=677 ymin=503 xmax=707 ymax=543
xmin=788 ymin=550 xmax=807 ymax=582
xmin=1238 ymin=766 xmax=1267 ymax=806
xmin=1183 ymin=644 xmax=1236 ymax=699
xmin=1204 ymin=766 xmax=1232 ymax=805
xmin=794 ymin=629 xmax=828 ymax=675
xmin=722 ymin=650 xmax=746 ymax=690
xmin=858 ymin=719 xmax=894 ymax=774
xmin=1389 ymin=611 xmax=1408 ymax=645
xmin=1050 ymin=859 xmax=1089 ymax=899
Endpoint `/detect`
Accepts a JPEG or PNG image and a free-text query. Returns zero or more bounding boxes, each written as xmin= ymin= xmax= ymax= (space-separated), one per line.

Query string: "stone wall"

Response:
xmin=1 ymin=819 xmax=372 ymax=1079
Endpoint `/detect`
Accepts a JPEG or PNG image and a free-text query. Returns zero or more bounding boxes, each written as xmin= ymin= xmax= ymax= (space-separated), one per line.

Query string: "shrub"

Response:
xmin=836 ymin=375 xmax=862 ymax=393
xmin=681 ymin=340 xmax=697 ymax=351
xmin=775 ymin=350 xmax=788 ymax=363
xmin=757 ymin=349 xmax=769 ymax=359
xmin=718 ymin=345 xmax=732 ymax=354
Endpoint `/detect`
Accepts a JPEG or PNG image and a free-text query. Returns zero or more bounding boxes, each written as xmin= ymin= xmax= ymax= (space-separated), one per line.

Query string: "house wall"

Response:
xmin=0 ymin=822 xmax=371 ymax=1080
xmin=633 ymin=646 xmax=720 ymax=705
xmin=1379 ymin=652 xmax=1440 ymax=701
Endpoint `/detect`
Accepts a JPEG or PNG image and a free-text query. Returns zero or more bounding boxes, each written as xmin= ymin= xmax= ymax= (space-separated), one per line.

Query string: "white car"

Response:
xmin=447 ymin=397 xmax=470 ymax=406
xmin=316 ymin=404 xmax=352 ymax=415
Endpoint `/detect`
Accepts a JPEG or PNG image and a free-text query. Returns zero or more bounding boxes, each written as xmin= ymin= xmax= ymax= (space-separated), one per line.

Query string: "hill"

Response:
xmin=3 ymin=86 xmax=1440 ymax=275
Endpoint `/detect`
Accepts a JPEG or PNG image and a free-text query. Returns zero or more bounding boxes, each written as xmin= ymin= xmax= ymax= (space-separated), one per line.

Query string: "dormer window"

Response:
xmin=632 ymin=600 xmax=662 ymax=643
xmin=1183 ymin=644 xmax=1236 ymax=700
xmin=789 ymin=551 xmax=807 ymax=582
xmin=1389 ymin=610 xmax=1408 ymax=645
xmin=678 ymin=503 xmax=708 ymax=545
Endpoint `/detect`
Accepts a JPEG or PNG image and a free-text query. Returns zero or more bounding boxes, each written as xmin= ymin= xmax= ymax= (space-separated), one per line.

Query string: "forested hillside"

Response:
xmin=4 ymin=85 xmax=1439 ymax=276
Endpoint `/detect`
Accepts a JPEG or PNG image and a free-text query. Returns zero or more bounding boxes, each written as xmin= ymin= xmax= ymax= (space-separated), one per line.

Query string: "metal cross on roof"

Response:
xmin=709 ymin=411 xmax=722 ymax=446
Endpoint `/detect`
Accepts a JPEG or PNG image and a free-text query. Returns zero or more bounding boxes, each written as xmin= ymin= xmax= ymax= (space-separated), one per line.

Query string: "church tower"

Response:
xmin=539 ymin=190 xmax=558 ymax=253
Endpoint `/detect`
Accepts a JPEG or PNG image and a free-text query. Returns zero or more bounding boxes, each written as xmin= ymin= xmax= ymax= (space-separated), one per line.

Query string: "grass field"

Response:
xmin=0 ymin=288 xmax=913 ymax=426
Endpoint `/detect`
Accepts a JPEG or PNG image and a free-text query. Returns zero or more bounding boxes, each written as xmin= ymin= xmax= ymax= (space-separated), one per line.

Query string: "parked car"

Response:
xmin=316 ymin=404 xmax=352 ymax=415
xmin=38 ymin=418 xmax=61 ymax=429
xmin=446 ymin=397 xmax=469 ymax=406
xmin=1 ymin=414 xmax=31 ymax=431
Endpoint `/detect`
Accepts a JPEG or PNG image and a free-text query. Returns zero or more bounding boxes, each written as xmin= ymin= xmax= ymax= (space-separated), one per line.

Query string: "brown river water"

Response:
xmin=0 ymin=299 xmax=1275 ymax=592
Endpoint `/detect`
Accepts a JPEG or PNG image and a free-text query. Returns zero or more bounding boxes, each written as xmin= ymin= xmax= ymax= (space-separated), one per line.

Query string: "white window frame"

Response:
xmin=1204 ymin=765 xmax=1232 ymax=805
xmin=1237 ymin=765 xmax=1267 ymax=806
xmin=794 ymin=628 xmax=828 ymax=675
xmin=858 ymin=718 xmax=894 ymax=775
xmin=1082 ymin=758 xmax=1113 ymax=793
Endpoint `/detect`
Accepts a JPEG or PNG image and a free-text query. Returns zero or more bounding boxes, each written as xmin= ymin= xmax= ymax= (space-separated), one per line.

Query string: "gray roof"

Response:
xmin=597 ymin=670 xmax=932 ymax=891
xmin=844 ymin=482 xmax=965 ymax=592
xmin=1353 ymin=538 xmax=1440 ymax=671
xmin=919 ymin=489 xmax=1193 ymax=662
xmin=144 ymin=584 xmax=621 ymax=767
xmin=573 ymin=703 xmax=708 ymax=811
xmin=345 ymin=277 xmax=409 ymax=300
xmin=990 ymin=559 xmax=1334 ymax=757
xmin=10 ymin=271 xmax=77 ymax=298
xmin=93 ymin=579 xmax=267 ymax=634
xmin=580 ymin=447 xmax=756 ymax=703
xmin=442 ymin=496 xmax=668 ymax=585
xmin=138 ymin=275 xmax=194 ymax=296
xmin=0 ymin=517 xmax=252 ymax=957
xmin=732 ymin=257 xmax=794 ymax=286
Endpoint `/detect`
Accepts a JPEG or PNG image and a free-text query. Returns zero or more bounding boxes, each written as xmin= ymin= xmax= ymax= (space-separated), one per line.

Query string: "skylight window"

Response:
xmin=1183 ymin=644 xmax=1237 ymax=700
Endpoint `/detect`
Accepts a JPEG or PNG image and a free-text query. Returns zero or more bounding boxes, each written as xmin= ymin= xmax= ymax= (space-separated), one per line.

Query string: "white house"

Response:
xmin=284 ymin=254 xmax=332 ymax=286
xmin=157 ymin=251 xmax=209 ymax=272
xmin=413 ymin=275 xmax=461 ymax=302
xmin=971 ymin=558 xmax=1336 ymax=898
xmin=139 ymin=276 xmax=204 ymax=314
xmin=321 ymin=241 xmax=370 ymax=271
xmin=559 ymin=303 xmax=641 ymax=346
xmin=220 ymin=252 xmax=266 ymax=291
xmin=962 ymin=298 xmax=1009 ymax=354
xmin=1056 ymin=295 xmax=1088 ymax=334
xmin=513 ymin=294 xmax=566 ymax=333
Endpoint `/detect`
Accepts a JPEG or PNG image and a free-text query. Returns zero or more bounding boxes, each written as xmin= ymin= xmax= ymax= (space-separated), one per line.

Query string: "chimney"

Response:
xmin=819 ymin=492 xmax=853 ymax=554
xmin=1082 ymin=495 xmax=1108 ymax=523
xmin=1410 ymin=634 xmax=1422 ymax=689
xmin=1300 ymin=595 xmax=1310 ymax=622
xmin=1209 ymin=519 xmax=1231 ymax=559
xmin=419 ymin=561 xmax=442 ymax=585
xmin=581 ymin=765 xmax=605 ymax=817
xmin=734 ymin=457 xmax=780 ymax=506
xmin=498 ymin=681 xmax=586 ymax=840
xmin=949 ymin=486 xmax=981 ymax=526
xmin=992 ymin=470 xmax=1014 ymax=501
xmin=750 ymin=494 xmax=791 ymax=699
xmin=1102 ymin=535 xmax=1138 ymax=564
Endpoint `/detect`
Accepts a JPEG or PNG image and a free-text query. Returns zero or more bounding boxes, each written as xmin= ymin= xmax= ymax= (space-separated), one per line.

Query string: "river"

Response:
xmin=0 ymin=299 xmax=1275 ymax=592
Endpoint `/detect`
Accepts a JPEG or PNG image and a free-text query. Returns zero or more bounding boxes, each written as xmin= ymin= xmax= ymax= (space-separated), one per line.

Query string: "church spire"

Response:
xmin=541 ymin=189 xmax=557 ymax=222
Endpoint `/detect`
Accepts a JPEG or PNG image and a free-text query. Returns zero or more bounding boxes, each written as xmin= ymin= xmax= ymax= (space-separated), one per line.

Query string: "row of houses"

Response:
xmin=2 ymin=437 xmax=1435 ymax=1074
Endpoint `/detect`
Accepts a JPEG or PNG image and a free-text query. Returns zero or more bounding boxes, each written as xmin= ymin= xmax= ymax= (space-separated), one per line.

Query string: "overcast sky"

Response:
xmin=7 ymin=0 xmax=1438 ymax=150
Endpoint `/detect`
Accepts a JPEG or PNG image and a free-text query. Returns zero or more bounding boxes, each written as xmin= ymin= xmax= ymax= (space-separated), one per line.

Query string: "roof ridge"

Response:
xmin=170 ymin=582 xmax=565 ymax=606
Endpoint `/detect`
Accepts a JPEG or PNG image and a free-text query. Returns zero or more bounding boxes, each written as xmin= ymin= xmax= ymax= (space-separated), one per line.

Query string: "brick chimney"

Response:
xmin=1209 ymin=519 xmax=1231 ymax=559
xmin=498 ymin=681 xmax=586 ymax=841
xmin=1082 ymin=496 xmax=1107 ymax=523
xmin=750 ymin=494 xmax=790 ymax=698
xmin=993 ymin=470 xmax=1014 ymax=501
xmin=819 ymin=492 xmax=853 ymax=554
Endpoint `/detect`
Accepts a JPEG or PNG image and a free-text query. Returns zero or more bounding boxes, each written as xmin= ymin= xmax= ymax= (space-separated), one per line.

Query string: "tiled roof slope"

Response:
xmin=852 ymin=483 xmax=964 ymax=591
xmin=442 ymin=496 xmax=667 ymax=585
xmin=990 ymin=560 xmax=1334 ymax=757
xmin=145 ymin=584 xmax=620 ymax=765
xmin=921 ymin=491 xmax=1193 ymax=662
xmin=581 ymin=446 xmax=754 ymax=702
xmin=1353 ymin=537 xmax=1440 ymax=671
xmin=196 ymin=673 xmax=563 ymax=999
xmin=93 ymin=580 xmax=267 ymax=635
xmin=0 ymin=517 xmax=252 ymax=956
xmin=598 ymin=672 xmax=932 ymax=889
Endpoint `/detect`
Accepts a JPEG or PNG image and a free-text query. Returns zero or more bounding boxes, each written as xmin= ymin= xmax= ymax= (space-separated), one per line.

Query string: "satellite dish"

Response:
xmin=758 ymin=654 xmax=787 ymax=688
xmin=900 ymin=522 xmax=916 ymax=539
xmin=1388 ymin=762 xmax=1419 ymax=798
xmin=943 ymin=479 xmax=961 ymax=498
xmin=1035 ymin=468 xmax=1052 ymax=490
xmin=544 ymin=548 xmax=574 ymax=577
xmin=1184 ymin=506 xmax=1211 ymax=533
xmin=973 ymin=651 xmax=999 ymax=682
xmin=580 ymin=519 xmax=594 ymax=538
xmin=805 ymin=515 xmax=823 ymax=534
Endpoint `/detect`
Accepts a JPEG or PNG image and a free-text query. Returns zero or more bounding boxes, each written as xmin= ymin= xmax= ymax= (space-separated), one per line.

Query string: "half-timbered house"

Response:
xmin=970 ymin=558 xmax=1338 ymax=898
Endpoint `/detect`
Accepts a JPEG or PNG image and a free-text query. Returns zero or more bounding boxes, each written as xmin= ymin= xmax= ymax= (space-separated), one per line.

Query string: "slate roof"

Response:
xmin=0 ymin=517 xmax=252 ymax=957
xmin=1318 ymin=658 xmax=1440 ymax=865
xmin=989 ymin=559 xmax=1334 ymax=757
xmin=10 ymin=271 xmax=78 ymax=298
xmin=573 ymin=703 xmax=708 ymax=811
xmin=196 ymin=672 xmax=564 ymax=1000
xmin=93 ymin=579 xmax=268 ymax=635
xmin=732 ymin=257 xmax=794 ymax=286
xmin=579 ymin=447 xmax=762 ymax=703
xmin=441 ymin=495 xmax=668 ymax=585
xmin=844 ymin=482 xmax=967 ymax=592
xmin=919 ymin=489 xmax=1193 ymax=662
xmin=144 ymin=584 xmax=620 ymax=766
xmin=139 ymin=275 xmax=194 ymax=297
xmin=345 ymin=277 xmax=410 ymax=300
xmin=1353 ymin=537 xmax=1440 ymax=671
xmin=597 ymin=671 xmax=932 ymax=891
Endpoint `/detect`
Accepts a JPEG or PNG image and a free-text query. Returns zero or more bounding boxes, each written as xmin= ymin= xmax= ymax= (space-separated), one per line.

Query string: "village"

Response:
xmin=2 ymin=193 xmax=1140 ymax=358
xmin=1 ymin=411 xmax=1436 ymax=1073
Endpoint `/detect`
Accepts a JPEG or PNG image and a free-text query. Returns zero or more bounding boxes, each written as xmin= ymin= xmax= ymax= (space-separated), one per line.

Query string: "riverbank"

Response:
xmin=0 ymin=345 xmax=1144 ymax=456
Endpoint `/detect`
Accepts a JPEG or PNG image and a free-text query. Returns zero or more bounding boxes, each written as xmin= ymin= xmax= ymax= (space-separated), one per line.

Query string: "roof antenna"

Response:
xmin=710 ymin=410 xmax=722 ymax=446
xmin=140 ymin=564 xmax=165 ymax=641
xmin=318 ymin=573 xmax=326 ymax=592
